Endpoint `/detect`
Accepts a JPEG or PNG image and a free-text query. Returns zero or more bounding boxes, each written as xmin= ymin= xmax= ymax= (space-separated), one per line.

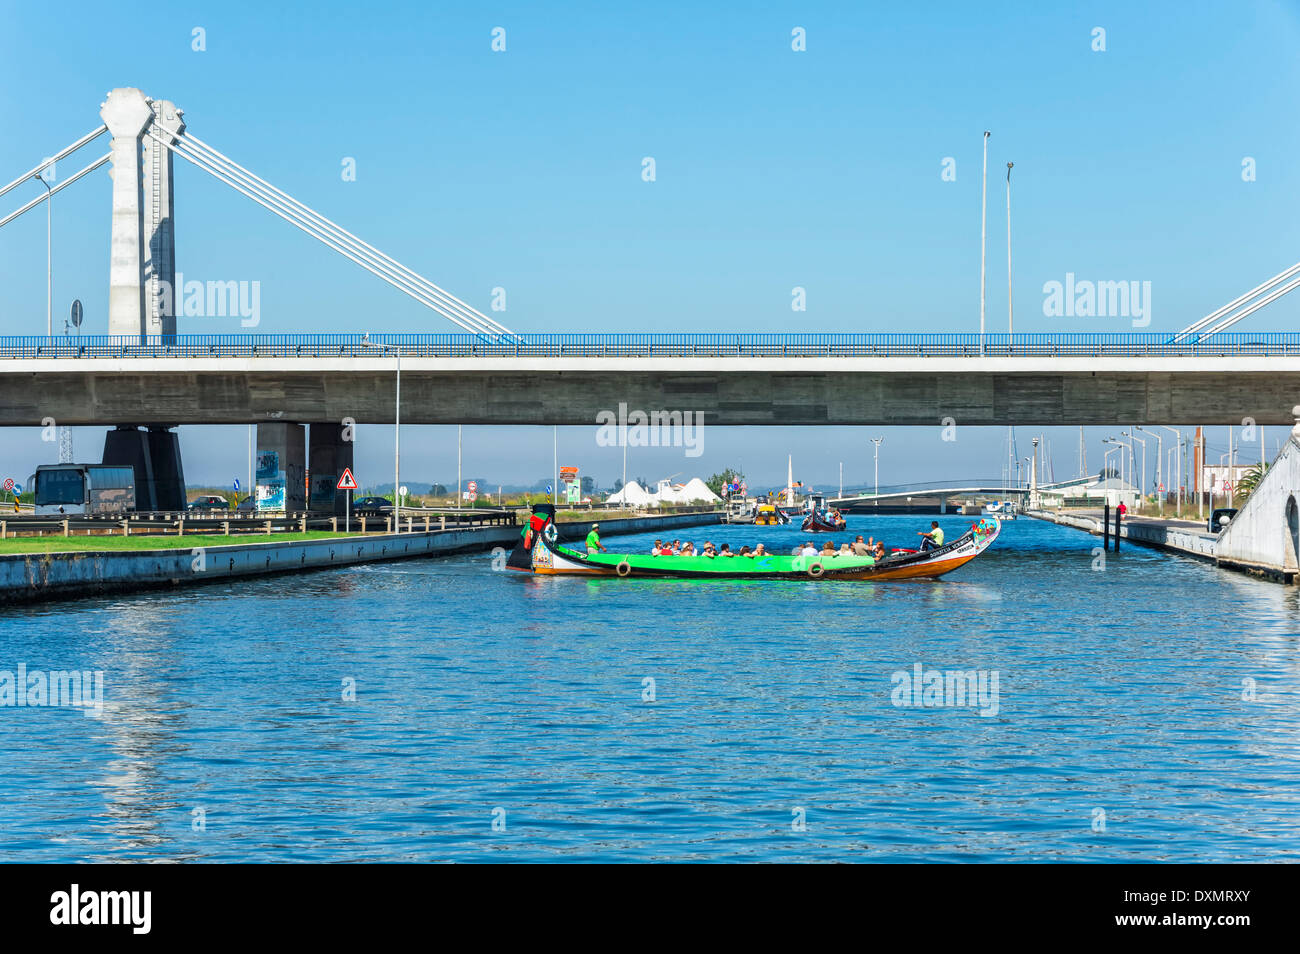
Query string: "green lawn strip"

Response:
xmin=0 ymin=531 xmax=368 ymax=555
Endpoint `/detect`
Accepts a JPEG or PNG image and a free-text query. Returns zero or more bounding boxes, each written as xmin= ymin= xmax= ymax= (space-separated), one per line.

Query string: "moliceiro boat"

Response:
xmin=507 ymin=505 xmax=1001 ymax=581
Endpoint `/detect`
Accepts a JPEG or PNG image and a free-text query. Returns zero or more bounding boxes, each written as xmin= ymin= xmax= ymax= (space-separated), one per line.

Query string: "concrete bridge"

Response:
xmin=7 ymin=87 xmax=1300 ymax=515
xmin=3 ymin=332 xmax=1300 ymax=428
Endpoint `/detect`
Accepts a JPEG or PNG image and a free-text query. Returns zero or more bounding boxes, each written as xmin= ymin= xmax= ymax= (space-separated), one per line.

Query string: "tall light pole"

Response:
xmin=1158 ymin=426 xmax=1182 ymax=514
xmin=457 ymin=424 xmax=462 ymax=510
xmin=363 ymin=335 xmax=401 ymax=531
xmin=1136 ymin=426 xmax=1162 ymax=515
xmin=34 ymin=171 xmax=52 ymax=336
xmin=871 ymin=437 xmax=883 ymax=505
xmin=1006 ymin=161 xmax=1014 ymax=334
xmin=979 ymin=131 xmax=990 ymax=355
xmin=1127 ymin=431 xmax=1148 ymax=511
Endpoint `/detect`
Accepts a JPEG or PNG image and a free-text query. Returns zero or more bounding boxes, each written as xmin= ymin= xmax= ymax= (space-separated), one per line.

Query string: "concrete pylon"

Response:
xmin=143 ymin=100 xmax=184 ymax=338
xmin=101 ymin=88 xmax=155 ymax=341
xmin=308 ymin=423 xmax=354 ymax=514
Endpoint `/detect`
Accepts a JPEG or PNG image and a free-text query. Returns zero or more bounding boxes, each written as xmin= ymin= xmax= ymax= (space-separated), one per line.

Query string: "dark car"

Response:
xmin=235 ymin=496 xmax=256 ymax=512
xmin=1208 ymin=507 xmax=1238 ymax=533
xmin=353 ymin=496 xmax=394 ymax=517
xmin=188 ymin=495 xmax=230 ymax=510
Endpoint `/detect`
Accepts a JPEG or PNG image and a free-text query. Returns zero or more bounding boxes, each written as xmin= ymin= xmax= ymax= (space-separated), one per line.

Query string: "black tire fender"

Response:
xmin=616 ymin=559 xmax=632 ymax=577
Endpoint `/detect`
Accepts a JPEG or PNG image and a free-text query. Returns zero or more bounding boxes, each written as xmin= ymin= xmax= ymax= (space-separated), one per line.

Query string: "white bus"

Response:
xmin=30 ymin=464 xmax=137 ymax=515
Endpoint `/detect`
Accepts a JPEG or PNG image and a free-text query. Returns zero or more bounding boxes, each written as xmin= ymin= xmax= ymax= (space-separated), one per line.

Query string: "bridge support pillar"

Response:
xmin=308 ymin=422 xmax=353 ymax=514
xmin=102 ymin=425 xmax=187 ymax=511
xmin=256 ymin=422 xmax=306 ymax=512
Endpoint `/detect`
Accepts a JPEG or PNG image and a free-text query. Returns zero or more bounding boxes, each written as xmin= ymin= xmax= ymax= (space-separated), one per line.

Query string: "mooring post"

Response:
xmin=1103 ymin=503 xmax=1110 ymax=551
xmin=1115 ymin=506 xmax=1122 ymax=552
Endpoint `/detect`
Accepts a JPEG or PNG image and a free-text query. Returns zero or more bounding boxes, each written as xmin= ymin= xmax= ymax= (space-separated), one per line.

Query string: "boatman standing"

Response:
xmin=586 ymin=523 xmax=607 ymax=554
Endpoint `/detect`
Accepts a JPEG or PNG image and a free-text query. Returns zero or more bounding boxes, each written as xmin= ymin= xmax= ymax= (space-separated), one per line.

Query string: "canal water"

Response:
xmin=2 ymin=515 xmax=1298 ymax=862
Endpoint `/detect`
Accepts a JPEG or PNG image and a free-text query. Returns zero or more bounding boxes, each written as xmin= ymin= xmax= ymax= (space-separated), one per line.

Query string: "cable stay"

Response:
xmin=0 ymin=126 xmax=110 ymax=229
xmin=1172 ymin=260 xmax=1300 ymax=342
xmin=147 ymin=130 xmax=514 ymax=339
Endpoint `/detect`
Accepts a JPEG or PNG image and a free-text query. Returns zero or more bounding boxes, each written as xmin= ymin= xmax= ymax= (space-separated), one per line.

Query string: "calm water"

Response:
xmin=2 ymin=515 xmax=1299 ymax=862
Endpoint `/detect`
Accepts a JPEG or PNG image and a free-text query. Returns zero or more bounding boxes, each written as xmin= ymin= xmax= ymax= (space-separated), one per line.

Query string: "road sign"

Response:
xmin=2 ymin=478 xmax=12 ymax=492
xmin=337 ymin=468 xmax=359 ymax=491
xmin=70 ymin=299 xmax=83 ymax=328
xmin=469 ymin=491 xmax=478 ymax=502
xmin=399 ymin=485 xmax=408 ymax=497
xmin=546 ymin=484 xmax=552 ymax=494
xmin=234 ymin=478 xmax=241 ymax=492
xmin=468 ymin=480 xmax=478 ymax=492
xmin=11 ymin=483 xmax=20 ymax=495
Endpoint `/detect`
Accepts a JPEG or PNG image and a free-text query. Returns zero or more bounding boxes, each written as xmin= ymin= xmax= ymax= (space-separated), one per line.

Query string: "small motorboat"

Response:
xmin=507 ymin=505 xmax=1001 ymax=582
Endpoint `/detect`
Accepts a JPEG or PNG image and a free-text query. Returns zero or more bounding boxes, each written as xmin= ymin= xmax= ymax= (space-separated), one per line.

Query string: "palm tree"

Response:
xmin=1236 ymin=463 xmax=1268 ymax=500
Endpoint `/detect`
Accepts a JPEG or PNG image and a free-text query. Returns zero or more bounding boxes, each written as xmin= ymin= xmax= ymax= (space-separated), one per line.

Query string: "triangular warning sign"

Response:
xmin=336 ymin=468 xmax=359 ymax=491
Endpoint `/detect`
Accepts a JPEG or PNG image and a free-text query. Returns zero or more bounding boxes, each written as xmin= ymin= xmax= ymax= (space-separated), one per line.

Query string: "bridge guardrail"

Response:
xmin=3 ymin=332 xmax=1300 ymax=359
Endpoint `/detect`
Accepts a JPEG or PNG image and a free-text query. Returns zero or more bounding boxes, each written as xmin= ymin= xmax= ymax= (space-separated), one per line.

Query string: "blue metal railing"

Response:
xmin=1 ymin=332 xmax=1298 ymax=359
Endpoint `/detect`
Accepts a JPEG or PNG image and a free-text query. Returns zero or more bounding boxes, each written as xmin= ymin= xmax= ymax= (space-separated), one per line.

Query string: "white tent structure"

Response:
xmin=606 ymin=480 xmax=653 ymax=506
xmin=679 ymin=478 xmax=721 ymax=503
xmin=605 ymin=478 xmax=721 ymax=508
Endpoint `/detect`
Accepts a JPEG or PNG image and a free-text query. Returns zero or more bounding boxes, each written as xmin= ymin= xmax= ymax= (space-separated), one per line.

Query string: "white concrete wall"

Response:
xmin=1215 ymin=432 xmax=1300 ymax=575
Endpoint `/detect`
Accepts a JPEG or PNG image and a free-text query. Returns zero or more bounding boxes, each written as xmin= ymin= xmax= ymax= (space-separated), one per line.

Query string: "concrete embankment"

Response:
xmin=0 ymin=511 xmax=722 ymax=604
xmin=1029 ymin=509 xmax=1219 ymax=560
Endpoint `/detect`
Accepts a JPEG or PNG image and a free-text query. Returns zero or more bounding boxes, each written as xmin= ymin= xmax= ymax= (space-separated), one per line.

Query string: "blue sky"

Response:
xmin=1 ymin=1 xmax=1298 ymax=491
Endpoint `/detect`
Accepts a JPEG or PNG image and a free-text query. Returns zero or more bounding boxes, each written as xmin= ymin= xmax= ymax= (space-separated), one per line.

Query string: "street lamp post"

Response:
xmin=1126 ymin=431 xmax=1148 ymax=512
xmin=979 ymin=131 xmax=990 ymax=355
xmin=871 ymin=437 xmax=883 ymax=505
xmin=1158 ymin=426 xmax=1183 ymax=515
xmin=363 ymin=335 xmax=401 ymax=532
xmin=1006 ymin=161 xmax=1014 ymax=334
xmin=1136 ymin=426 xmax=1162 ymax=515
xmin=34 ymin=172 xmax=52 ymax=336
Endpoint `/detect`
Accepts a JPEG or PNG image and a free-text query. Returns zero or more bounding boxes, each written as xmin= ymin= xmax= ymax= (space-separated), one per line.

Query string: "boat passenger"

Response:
xmin=738 ymin=545 xmax=752 ymax=556
xmin=917 ymin=521 xmax=944 ymax=552
xmin=873 ymin=541 xmax=886 ymax=559
xmin=821 ymin=541 xmax=837 ymax=556
xmin=652 ymin=539 xmax=664 ymax=555
xmin=718 ymin=543 xmax=734 ymax=556
xmin=852 ymin=535 xmax=871 ymax=556
xmin=753 ymin=544 xmax=767 ymax=556
xmin=839 ymin=542 xmax=852 ymax=555
xmin=800 ymin=541 xmax=817 ymax=556
xmin=702 ymin=542 xmax=717 ymax=558
xmin=681 ymin=542 xmax=695 ymax=555
xmin=586 ymin=523 xmax=608 ymax=554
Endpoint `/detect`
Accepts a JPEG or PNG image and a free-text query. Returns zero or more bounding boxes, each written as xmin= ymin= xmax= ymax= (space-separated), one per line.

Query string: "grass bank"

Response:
xmin=0 ymin=531 xmax=359 ymax=555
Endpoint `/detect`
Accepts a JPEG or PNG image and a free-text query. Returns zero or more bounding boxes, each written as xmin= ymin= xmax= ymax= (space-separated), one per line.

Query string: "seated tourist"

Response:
xmin=800 ymin=541 xmax=817 ymax=556
xmin=852 ymin=535 xmax=871 ymax=556
xmin=718 ymin=543 xmax=734 ymax=556
xmin=652 ymin=539 xmax=664 ymax=555
xmin=738 ymin=545 xmax=752 ymax=556
xmin=821 ymin=541 xmax=837 ymax=556
xmin=752 ymin=544 xmax=767 ymax=556
xmin=839 ymin=542 xmax=852 ymax=555
xmin=702 ymin=542 xmax=717 ymax=558
xmin=873 ymin=541 xmax=886 ymax=559
xmin=917 ymin=521 xmax=945 ymax=552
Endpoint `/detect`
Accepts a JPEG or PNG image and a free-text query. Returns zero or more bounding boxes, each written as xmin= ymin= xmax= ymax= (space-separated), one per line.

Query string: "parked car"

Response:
xmin=188 ymin=495 xmax=230 ymax=510
xmin=353 ymin=496 xmax=394 ymax=517
xmin=1208 ymin=507 xmax=1238 ymax=533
